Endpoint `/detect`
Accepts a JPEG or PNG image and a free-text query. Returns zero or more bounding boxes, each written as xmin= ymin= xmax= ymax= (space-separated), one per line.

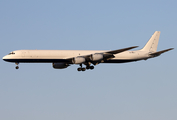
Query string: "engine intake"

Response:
xmin=90 ymin=53 xmax=104 ymax=61
xmin=53 ymin=63 xmax=69 ymax=69
xmin=72 ymin=57 xmax=85 ymax=64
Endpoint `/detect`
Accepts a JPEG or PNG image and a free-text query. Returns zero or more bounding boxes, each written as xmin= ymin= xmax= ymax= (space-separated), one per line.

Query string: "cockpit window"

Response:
xmin=8 ymin=52 xmax=15 ymax=55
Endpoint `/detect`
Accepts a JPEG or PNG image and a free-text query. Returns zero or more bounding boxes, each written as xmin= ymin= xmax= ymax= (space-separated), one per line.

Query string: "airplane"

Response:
xmin=2 ymin=31 xmax=174 ymax=71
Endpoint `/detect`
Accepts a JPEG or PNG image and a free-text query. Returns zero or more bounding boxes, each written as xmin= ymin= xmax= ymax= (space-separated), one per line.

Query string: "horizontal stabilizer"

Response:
xmin=149 ymin=48 xmax=174 ymax=56
xmin=106 ymin=46 xmax=138 ymax=54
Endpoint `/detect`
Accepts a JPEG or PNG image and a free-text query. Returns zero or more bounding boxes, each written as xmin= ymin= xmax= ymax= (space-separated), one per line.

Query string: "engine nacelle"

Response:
xmin=72 ymin=57 xmax=85 ymax=64
xmin=90 ymin=53 xmax=104 ymax=61
xmin=52 ymin=63 xmax=69 ymax=69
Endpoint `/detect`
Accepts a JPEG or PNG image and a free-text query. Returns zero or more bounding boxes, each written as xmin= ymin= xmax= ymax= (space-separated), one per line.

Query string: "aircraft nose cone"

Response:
xmin=2 ymin=55 xmax=7 ymax=61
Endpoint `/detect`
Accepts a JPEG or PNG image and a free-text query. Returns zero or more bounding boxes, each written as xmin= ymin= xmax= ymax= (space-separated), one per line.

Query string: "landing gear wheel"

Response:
xmin=86 ymin=66 xmax=90 ymax=69
xmin=16 ymin=66 xmax=19 ymax=69
xmin=90 ymin=66 xmax=94 ymax=70
xmin=77 ymin=64 xmax=94 ymax=71
xmin=81 ymin=68 xmax=86 ymax=71
xmin=77 ymin=68 xmax=82 ymax=71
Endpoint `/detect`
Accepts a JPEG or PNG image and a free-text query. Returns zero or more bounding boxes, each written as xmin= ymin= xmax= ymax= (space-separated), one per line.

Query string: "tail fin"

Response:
xmin=141 ymin=31 xmax=161 ymax=52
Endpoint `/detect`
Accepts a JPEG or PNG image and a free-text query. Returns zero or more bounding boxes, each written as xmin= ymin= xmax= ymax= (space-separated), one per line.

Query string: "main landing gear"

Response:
xmin=77 ymin=64 xmax=85 ymax=71
xmin=15 ymin=62 xmax=19 ymax=69
xmin=77 ymin=64 xmax=94 ymax=72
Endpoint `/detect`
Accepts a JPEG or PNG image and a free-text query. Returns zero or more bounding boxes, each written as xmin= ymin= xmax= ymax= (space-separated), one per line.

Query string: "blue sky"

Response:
xmin=0 ymin=0 xmax=176 ymax=120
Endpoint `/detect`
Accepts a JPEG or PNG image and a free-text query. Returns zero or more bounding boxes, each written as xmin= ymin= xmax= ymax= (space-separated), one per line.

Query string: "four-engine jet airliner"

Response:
xmin=2 ymin=31 xmax=174 ymax=71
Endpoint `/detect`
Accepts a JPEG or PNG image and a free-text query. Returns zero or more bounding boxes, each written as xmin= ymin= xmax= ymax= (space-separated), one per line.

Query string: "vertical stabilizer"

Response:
xmin=141 ymin=31 xmax=160 ymax=52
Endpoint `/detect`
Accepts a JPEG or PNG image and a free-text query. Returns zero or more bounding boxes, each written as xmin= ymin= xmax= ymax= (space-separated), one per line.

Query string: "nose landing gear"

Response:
xmin=16 ymin=66 xmax=19 ymax=69
xmin=15 ymin=62 xmax=19 ymax=69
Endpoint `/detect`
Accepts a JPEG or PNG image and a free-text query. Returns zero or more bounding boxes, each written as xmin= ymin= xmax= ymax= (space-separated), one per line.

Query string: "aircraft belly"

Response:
xmin=3 ymin=58 xmax=69 ymax=63
xmin=104 ymin=59 xmax=138 ymax=63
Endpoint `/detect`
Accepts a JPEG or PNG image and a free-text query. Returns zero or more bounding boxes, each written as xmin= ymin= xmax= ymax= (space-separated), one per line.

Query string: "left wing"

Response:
xmin=67 ymin=46 xmax=138 ymax=64
xmin=105 ymin=46 xmax=138 ymax=54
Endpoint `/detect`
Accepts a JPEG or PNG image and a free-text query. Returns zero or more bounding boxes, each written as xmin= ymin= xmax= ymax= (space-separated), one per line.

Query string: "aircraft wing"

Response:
xmin=105 ymin=46 xmax=138 ymax=54
xmin=66 ymin=46 xmax=138 ymax=64
xmin=84 ymin=46 xmax=139 ymax=58
xmin=149 ymin=48 xmax=174 ymax=57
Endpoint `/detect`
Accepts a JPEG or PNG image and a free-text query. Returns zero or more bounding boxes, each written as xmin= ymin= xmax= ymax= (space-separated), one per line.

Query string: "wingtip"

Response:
xmin=171 ymin=48 xmax=174 ymax=50
xmin=168 ymin=48 xmax=174 ymax=51
xmin=132 ymin=46 xmax=139 ymax=48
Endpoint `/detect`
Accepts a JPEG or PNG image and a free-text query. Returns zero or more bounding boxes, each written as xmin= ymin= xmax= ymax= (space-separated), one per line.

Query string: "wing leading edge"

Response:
xmin=105 ymin=46 xmax=138 ymax=54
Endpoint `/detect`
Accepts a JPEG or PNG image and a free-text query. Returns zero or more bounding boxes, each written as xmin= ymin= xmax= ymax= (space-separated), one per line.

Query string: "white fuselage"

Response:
xmin=3 ymin=50 xmax=149 ymax=63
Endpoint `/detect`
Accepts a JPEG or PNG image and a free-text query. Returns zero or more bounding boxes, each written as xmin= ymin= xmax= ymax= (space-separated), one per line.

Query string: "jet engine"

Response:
xmin=90 ymin=53 xmax=104 ymax=61
xmin=72 ymin=57 xmax=85 ymax=64
xmin=52 ymin=63 xmax=69 ymax=69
